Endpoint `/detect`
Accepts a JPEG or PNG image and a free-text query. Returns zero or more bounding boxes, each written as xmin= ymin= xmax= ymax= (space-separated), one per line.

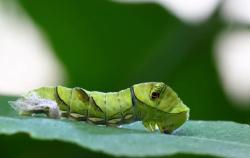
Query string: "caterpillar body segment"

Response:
xmin=9 ymin=82 xmax=190 ymax=134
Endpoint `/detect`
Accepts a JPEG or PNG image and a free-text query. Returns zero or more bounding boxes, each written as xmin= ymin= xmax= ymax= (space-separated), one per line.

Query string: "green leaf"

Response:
xmin=1 ymin=96 xmax=250 ymax=158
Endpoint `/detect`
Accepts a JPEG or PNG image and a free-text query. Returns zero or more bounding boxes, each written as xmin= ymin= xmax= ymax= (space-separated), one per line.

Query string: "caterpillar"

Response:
xmin=8 ymin=82 xmax=189 ymax=134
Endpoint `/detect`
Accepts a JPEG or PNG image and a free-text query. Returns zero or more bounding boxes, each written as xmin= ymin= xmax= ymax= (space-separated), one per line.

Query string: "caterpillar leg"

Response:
xmin=8 ymin=93 xmax=60 ymax=119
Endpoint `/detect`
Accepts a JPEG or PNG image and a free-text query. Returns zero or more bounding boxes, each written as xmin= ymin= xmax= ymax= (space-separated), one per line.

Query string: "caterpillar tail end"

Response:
xmin=8 ymin=93 xmax=61 ymax=119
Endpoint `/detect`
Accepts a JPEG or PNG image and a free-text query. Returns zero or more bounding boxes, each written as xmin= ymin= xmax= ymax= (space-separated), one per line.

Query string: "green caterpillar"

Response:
xmin=8 ymin=82 xmax=189 ymax=134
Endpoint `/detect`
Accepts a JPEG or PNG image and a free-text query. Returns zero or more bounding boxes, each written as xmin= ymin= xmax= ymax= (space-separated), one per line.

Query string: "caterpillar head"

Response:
xmin=133 ymin=82 xmax=189 ymax=134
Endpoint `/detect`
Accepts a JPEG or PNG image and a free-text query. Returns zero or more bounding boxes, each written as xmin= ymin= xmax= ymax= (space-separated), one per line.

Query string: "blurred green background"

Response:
xmin=0 ymin=0 xmax=250 ymax=157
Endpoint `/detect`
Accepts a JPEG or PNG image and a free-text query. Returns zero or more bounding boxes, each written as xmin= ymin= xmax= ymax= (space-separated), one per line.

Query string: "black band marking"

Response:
xmin=130 ymin=86 xmax=139 ymax=121
xmin=89 ymin=96 xmax=104 ymax=113
xmin=55 ymin=86 xmax=70 ymax=116
xmin=130 ymin=86 xmax=137 ymax=107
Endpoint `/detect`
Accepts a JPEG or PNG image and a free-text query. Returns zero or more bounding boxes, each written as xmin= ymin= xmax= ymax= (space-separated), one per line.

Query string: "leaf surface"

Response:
xmin=1 ymin=96 xmax=250 ymax=158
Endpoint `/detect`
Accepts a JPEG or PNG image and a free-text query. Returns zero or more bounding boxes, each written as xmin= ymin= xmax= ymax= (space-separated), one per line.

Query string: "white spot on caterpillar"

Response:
xmin=8 ymin=93 xmax=60 ymax=118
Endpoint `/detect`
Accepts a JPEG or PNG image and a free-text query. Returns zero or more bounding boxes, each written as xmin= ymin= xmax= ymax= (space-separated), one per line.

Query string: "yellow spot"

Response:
xmin=124 ymin=114 xmax=133 ymax=119
xmin=88 ymin=117 xmax=104 ymax=122
xmin=70 ymin=113 xmax=85 ymax=119
xmin=108 ymin=118 xmax=121 ymax=124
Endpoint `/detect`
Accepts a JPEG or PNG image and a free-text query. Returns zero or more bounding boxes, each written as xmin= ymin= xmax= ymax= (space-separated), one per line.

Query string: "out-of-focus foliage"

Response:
xmin=1 ymin=0 xmax=250 ymax=157
xmin=1 ymin=96 xmax=250 ymax=158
